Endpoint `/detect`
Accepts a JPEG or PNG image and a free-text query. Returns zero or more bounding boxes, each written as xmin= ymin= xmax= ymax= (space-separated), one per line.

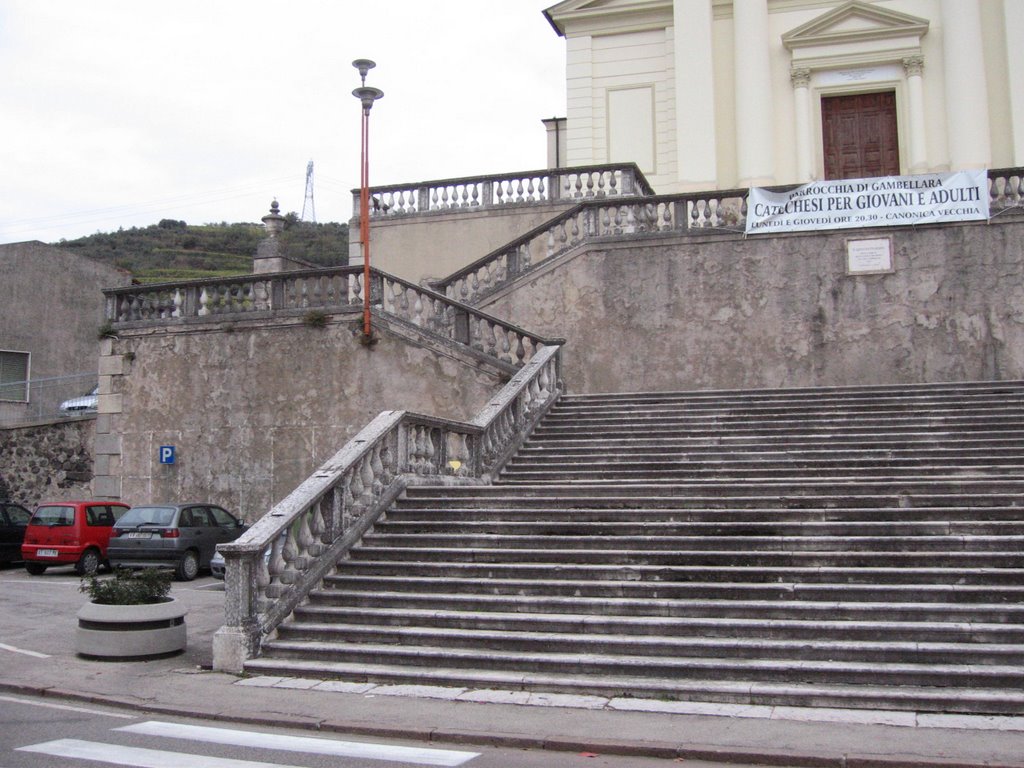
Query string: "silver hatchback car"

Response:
xmin=107 ymin=503 xmax=246 ymax=580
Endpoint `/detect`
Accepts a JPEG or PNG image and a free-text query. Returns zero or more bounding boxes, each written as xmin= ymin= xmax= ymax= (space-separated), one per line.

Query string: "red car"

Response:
xmin=22 ymin=501 xmax=131 ymax=576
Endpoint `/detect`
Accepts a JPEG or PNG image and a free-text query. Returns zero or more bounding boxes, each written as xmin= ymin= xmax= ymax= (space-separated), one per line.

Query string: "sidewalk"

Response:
xmin=2 ymin=569 xmax=1023 ymax=767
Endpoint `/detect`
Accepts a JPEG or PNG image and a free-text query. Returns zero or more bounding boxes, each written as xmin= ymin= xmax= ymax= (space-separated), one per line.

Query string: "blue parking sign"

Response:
xmin=159 ymin=445 xmax=176 ymax=465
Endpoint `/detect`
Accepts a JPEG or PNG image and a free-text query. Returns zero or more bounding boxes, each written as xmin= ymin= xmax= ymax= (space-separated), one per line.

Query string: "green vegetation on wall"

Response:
xmin=56 ymin=217 xmax=349 ymax=283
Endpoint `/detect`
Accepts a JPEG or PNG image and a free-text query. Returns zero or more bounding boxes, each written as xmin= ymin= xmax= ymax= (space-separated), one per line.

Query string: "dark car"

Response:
xmin=21 ymin=501 xmax=131 ymax=575
xmin=107 ymin=503 xmax=246 ymax=581
xmin=0 ymin=502 xmax=32 ymax=565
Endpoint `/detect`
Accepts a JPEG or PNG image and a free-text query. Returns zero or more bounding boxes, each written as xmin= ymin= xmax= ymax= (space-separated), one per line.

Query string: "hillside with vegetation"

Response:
xmin=56 ymin=216 xmax=348 ymax=283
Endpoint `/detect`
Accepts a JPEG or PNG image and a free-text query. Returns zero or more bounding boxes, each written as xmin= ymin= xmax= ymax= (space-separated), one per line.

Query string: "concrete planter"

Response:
xmin=76 ymin=598 xmax=187 ymax=659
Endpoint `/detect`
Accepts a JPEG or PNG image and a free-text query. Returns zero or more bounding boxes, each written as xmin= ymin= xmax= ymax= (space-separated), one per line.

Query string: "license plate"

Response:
xmin=124 ymin=532 xmax=153 ymax=539
xmin=37 ymin=549 xmax=59 ymax=558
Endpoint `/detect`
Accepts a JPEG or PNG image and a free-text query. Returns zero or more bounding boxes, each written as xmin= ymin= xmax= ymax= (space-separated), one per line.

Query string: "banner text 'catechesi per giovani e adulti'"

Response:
xmin=745 ymin=170 xmax=989 ymax=235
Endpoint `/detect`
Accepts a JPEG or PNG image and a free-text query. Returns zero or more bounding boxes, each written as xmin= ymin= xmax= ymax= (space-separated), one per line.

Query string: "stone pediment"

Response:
xmin=783 ymin=1 xmax=929 ymax=51
xmin=544 ymin=0 xmax=672 ymax=36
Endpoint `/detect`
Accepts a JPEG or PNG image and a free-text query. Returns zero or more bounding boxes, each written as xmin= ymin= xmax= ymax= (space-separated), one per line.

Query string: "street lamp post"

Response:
xmin=352 ymin=59 xmax=383 ymax=342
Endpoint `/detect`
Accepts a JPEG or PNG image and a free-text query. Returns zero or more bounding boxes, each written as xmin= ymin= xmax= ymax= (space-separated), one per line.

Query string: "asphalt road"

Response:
xmin=0 ymin=692 xmax=731 ymax=768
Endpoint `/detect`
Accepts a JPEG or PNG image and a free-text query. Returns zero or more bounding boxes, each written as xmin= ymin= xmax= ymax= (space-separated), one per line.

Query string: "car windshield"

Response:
xmin=30 ymin=506 xmax=75 ymax=527
xmin=115 ymin=506 xmax=176 ymax=527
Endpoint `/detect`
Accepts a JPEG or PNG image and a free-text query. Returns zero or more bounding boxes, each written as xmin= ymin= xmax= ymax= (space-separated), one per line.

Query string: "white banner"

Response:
xmin=745 ymin=170 xmax=989 ymax=235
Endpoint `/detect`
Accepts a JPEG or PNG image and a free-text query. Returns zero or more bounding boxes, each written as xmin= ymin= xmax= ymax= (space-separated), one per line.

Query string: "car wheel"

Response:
xmin=75 ymin=548 xmax=101 ymax=576
xmin=25 ymin=562 xmax=47 ymax=576
xmin=175 ymin=550 xmax=199 ymax=581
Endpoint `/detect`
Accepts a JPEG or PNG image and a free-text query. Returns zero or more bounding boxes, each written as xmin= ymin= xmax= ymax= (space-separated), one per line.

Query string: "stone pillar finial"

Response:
xmin=261 ymin=200 xmax=285 ymax=238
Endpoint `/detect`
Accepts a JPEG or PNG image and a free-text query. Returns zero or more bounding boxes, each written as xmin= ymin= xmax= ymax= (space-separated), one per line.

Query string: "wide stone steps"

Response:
xmin=240 ymin=657 xmax=1024 ymax=714
xmin=278 ymin=605 xmax=1024 ymax=643
xmin=321 ymin=573 xmax=1024 ymax=602
xmin=255 ymin=639 xmax=1024 ymax=690
xmin=385 ymin=505 xmax=1024 ymax=523
xmin=335 ymin=560 xmax=1024 ymax=586
xmin=250 ymin=380 xmax=1024 ymax=713
xmin=270 ymin=621 xmax=1024 ymax=665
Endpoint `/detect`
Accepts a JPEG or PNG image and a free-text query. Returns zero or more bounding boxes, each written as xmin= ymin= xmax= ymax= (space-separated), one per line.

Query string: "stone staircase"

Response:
xmin=246 ymin=380 xmax=1024 ymax=713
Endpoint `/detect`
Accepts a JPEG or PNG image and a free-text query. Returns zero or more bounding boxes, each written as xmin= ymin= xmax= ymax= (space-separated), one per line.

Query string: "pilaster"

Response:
xmin=734 ymin=0 xmax=774 ymax=187
xmin=940 ymin=0 xmax=991 ymax=169
xmin=673 ymin=0 xmax=717 ymax=188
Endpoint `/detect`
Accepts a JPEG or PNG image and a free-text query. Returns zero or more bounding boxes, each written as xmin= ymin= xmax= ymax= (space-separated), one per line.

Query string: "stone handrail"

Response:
xmin=104 ymin=266 xmax=559 ymax=370
xmin=434 ymin=168 xmax=1024 ymax=306
xmin=352 ymin=163 xmax=655 ymax=219
xmin=212 ymin=343 xmax=562 ymax=671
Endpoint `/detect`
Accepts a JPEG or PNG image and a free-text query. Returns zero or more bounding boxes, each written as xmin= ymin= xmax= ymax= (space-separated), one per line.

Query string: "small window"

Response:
xmin=0 ymin=351 xmax=29 ymax=403
xmin=31 ymin=505 xmax=75 ymax=527
xmin=7 ymin=505 xmax=31 ymax=525
xmin=209 ymin=506 xmax=238 ymax=528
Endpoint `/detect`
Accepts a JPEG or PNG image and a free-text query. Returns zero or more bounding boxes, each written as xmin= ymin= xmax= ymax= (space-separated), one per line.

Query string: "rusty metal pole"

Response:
xmin=352 ymin=59 xmax=383 ymax=342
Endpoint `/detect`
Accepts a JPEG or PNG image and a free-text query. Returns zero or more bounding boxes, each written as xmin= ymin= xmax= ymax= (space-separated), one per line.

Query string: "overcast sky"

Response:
xmin=0 ymin=0 xmax=566 ymax=244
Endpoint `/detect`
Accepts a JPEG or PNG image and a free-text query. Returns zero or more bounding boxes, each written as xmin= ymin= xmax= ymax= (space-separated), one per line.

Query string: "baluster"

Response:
xmin=279 ymin=526 xmax=300 ymax=583
xmin=538 ymin=177 xmax=547 ymax=201
xmin=515 ymin=334 xmax=526 ymax=365
xmin=424 ymin=428 xmax=437 ymax=474
xmin=309 ymin=499 xmax=328 ymax=553
xmin=348 ymin=462 xmax=365 ymax=519
xmin=399 ymin=284 xmax=411 ymax=317
xmin=586 ymin=173 xmax=595 ymax=196
xmin=547 ymin=228 xmax=557 ymax=257
xmin=689 ymin=200 xmax=701 ymax=230
xmin=263 ymin=533 xmax=288 ymax=598
xmin=412 ymin=292 xmax=424 ymax=326
xmin=500 ymin=329 xmax=512 ymax=363
xmin=198 ymin=287 xmax=211 ymax=316
xmin=370 ymin=443 xmax=385 ymax=495
xmin=519 ymin=243 xmax=531 ymax=271
xmin=485 ymin=322 xmax=498 ymax=357
xmin=526 ymin=178 xmax=536 ymax=200
xmin=172 ymin=289 xmax=184 ymax=318
xmin=341 ymin=473 xmax=356 ymax=531
xmin=360 ymin=453 xmax=376 ymax=505
xmin=609 ymin=172 xmax=619 ymax=196
xmin=350 ymin=273 xmax=363 ymax=307
xmin=293 ymin=512 xmax=316 ymax=570
xmin=596 ymin=173 xmax=607 ymax=197
xmin=661 ymin=202 xmax=673 ymax=230
xmin=255 ymin=544 xmax=273 ymax=609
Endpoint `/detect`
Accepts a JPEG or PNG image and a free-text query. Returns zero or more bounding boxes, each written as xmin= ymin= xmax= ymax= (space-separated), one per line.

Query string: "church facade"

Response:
xmin=543 ymin=0 xmax=1024 ymax=192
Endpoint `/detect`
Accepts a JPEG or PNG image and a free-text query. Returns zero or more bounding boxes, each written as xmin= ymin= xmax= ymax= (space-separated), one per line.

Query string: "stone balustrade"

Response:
xmin=435 ymin=168 xmax=1024 ymax=306
xmin=352 ymin=164 xmax=655 ymax=219
xmin=213 ymin=344 xmax=562 ymax=672
xmin=104 ymin=266 xmax=555 ymax=370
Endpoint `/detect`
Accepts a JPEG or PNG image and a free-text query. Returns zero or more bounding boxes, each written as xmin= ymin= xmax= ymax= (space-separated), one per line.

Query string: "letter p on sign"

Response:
xmin=159 ymin=445 xmax=176 ymax=465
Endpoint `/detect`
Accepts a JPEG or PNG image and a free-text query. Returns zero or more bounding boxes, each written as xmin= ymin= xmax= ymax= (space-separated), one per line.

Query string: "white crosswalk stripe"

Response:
xmin=18 ymin=738 xmax=303 ymax=768
xmin=117 ymin=721 xmax=479 ymax=766
xmin=18 ymin=720 xmax=479 ymax=767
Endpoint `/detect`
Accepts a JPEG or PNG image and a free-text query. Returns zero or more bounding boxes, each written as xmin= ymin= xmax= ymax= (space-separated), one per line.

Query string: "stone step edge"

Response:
xmin=240 ymin=657 xmax=1024 ymax=711
xmin=278 ymin=620 xmax=1024 ymax=656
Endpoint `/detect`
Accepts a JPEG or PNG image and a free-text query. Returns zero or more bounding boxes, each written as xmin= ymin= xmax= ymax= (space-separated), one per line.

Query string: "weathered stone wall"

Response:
xmin=95 ymin=314 xmax=508 ymax=522
xmin=480 ymin=217 xmax=1024 ymax=392
xmin=0 ymin=419 xmax=94 ymax=507
xmin=351 ymin=202 xmax=578 ymax=286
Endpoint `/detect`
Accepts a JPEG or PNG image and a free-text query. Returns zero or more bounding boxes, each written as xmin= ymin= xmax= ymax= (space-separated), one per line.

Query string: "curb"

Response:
xmin=5 ymin=682 xmax=1023 ymax=768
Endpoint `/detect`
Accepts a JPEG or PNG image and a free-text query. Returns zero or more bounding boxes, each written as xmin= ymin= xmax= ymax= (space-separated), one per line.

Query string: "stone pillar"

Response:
xmin=733 ymin=0 xmax=774 ymax=186
xmin=940 ymin=0 xmax=991 ymax=170
xmin=1004 ymin=1 xmax=1024 ymax=165
xmin=673 ymin=0 xmax=717 ymax=188
xmin=903 ymin=56 xmax=928 ymax=174
xmin=791 ymin=67 xmax=814 ymax=182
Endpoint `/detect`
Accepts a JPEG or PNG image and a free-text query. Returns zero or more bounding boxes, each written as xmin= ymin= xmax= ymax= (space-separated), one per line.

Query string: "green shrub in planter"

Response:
xmin=80 ymin=567 xmax=172 ymax=605
xmin=76 ymin=567 xmax=186 ymax=658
